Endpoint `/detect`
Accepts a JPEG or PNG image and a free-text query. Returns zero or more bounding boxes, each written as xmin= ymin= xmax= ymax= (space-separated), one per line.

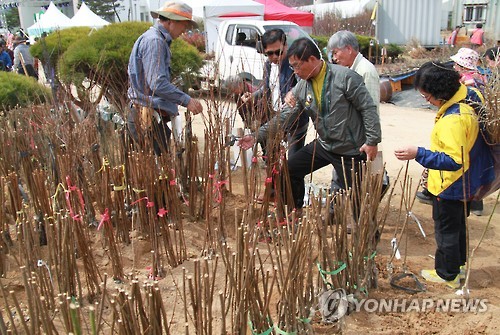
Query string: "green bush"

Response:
xmin=311 ymin=34 xmax=329 ymax=53
xmin=56 ymin=21 xmax=203 ymax=111
xmin=356 ymin=34 xmax=374 ymax=57
xmin=385 ymin=43 xmax=404 ymax=59
xmin=0 ymin=72 xmax=51 ymax=110
xmin=170 ymin=38 xmax=204 ymax=91
xmin=311 ymin=34 xmax=378 ymax=61
xmin=58 ymin=21 xmax=150 ymax=110
xmin=30 ymin=27 xmax=92 ymax=68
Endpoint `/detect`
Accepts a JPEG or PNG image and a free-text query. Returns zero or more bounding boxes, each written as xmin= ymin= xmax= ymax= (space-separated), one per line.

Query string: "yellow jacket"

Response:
xmin=415 ymin=85 xmax=494 ymax=200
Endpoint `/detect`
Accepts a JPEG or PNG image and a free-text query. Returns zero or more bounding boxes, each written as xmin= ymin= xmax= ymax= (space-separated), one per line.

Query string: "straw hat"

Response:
xmin=13 ymin=35 xmax=27 ymax=46
xmin=150 ymin=1 xmax=198 ymax=28
xmin=450 ymin=47 xmax=479 ymax=70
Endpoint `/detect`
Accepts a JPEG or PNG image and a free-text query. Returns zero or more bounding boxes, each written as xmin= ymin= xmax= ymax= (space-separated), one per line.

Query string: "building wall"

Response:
xmin=376 ymin=0 xmax=442 ymax=46
xmin=17 ymin=1 xmax=74 ymax=32
xmin=114 ymin=0 xmax=156 ymax=23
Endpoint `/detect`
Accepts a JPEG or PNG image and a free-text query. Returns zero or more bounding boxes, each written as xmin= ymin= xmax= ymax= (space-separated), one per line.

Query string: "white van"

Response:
xmin=206 ymin=19 xmax=313 ymax=86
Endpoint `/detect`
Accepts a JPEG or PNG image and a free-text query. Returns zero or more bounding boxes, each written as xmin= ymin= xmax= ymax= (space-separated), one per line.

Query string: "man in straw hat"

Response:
xmin=127 ymin=1 xmax=203 ymax=155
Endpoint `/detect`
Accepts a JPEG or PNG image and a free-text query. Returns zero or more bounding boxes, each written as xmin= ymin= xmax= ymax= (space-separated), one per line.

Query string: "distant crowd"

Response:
xmin=0 ymin=32 xmax=38 ymax=79
xmin=447 ymin=23 xmax=486 ymax=49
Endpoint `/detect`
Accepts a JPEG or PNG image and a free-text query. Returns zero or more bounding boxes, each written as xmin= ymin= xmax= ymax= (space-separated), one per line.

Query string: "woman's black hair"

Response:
xmin=414 ymin=61 xmax=461 ymax=101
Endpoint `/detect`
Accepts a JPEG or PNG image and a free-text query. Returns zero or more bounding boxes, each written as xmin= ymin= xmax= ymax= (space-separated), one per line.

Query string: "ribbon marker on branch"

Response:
xmin=97 ymin=208 xmax=110 ymax=231
xmin=209 ymin=173 xmax=228 ymax=203
xmin=65 ymin=176 xmax=85 ymax=221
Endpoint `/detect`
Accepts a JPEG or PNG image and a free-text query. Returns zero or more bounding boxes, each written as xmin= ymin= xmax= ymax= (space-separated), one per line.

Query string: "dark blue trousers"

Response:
xmin=432 ymin=196 xmax=470 ymax=280
xmin=287 ymin=141 xmax=365 ymax=209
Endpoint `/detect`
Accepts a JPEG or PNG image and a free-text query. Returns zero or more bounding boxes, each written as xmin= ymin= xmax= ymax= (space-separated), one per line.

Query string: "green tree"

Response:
xmin=0 ymin=71 xmax=51 ymax=110
xmin=81 ymin=0 xmax=122 ymax=22
xmin=4 ymin=7 xmax=20 ymax=30
xmin=59 ymin=21 xmax=149 ymax=112
xmin=31 ymin=22 xmax=203 ymax=113
xmin=30 ymin=27 xmax=93 ymax=68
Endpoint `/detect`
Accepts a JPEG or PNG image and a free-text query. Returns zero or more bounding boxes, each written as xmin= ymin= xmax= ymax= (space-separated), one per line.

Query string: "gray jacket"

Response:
xmin=257 ymin=63 xmax=381 ymax=156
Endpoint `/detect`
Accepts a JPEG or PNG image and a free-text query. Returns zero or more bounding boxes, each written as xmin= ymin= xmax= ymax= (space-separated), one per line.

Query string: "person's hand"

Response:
xmin=187 ymin=98 xmax=203 ymax=115
xmin=394 ymin=146 xmax=418 ymax=161
xmin=241 ymin=92 xmax=252 ymax=104
xmin=238 ymin=135 xmax=255 ymax=150
xmin=360 ymin=144 xmax=378 ymax=161
xmin=285 ymin=91 xmax=296 ymax=107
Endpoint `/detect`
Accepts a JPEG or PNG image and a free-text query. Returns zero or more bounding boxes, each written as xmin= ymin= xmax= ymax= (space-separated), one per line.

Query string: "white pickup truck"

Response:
xmin=200 ymin=19 xmax=313 ymax=87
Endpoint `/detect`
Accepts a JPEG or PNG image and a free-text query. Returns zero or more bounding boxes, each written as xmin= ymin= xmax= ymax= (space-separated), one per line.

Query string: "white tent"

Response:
xmin=184 ymin=0 xmax=265 ymax=53
xmin=26 ymin=2 xmax=72 ymax=38
xmin=70 ymin=2 xmax=110 ymax=28
xmin=298 ymin=0 xmax=374 ymax=18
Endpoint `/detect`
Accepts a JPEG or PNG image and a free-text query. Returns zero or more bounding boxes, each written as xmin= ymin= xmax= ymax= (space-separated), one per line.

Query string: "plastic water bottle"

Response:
xmin=112 ymin=113 xmax=125 ymax=126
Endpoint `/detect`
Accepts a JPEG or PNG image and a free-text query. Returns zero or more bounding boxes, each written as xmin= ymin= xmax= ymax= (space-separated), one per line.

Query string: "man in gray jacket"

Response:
xmin=240 ymin=37 xmax=381 ymax=211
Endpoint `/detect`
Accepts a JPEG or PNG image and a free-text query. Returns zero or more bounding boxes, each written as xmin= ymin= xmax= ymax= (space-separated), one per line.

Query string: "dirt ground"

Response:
xmin=176 ymin=98 xmax=500 ymax=334
xmin=1 ymin=97 xmax=499 ymax=334
xmin=211 ymin=99 xmax=500 ymax=334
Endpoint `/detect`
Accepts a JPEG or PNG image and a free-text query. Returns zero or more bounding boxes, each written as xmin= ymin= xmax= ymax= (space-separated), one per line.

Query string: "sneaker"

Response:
xmin=459 ymin=265 xmax=466 ymax=279
xmin=421 ymin=269 xmax=460 ymax=289
xmin=416 ymin=190 xmax=432 ymax=205
xmin=471 ymin=209 xmax=483 ymax=216
xmin=470 ymin=200 xmax=483 ymax=216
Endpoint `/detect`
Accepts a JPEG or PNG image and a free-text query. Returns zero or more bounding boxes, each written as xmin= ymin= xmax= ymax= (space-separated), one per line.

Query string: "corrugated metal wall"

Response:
xmin=376 ymin=0 xmax=442 ymax=46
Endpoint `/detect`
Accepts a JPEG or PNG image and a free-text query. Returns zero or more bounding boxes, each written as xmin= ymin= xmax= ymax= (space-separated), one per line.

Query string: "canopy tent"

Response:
xmin=26 ymin=2 xmax=72 ymax=38
xmin=254 ymin=0 xmax=314 ymax=27
xmin=298 ymin=0 xmax=373 ymax=18
xmin=70 ymin=2 xmax=110 ymax=28
xmin=185 ymin=0 xmax=264 ymax=19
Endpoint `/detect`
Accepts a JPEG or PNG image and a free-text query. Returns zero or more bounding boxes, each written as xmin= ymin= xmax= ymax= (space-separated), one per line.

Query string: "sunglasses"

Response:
xmin=265 ymin=49 xmax=283 ymax=57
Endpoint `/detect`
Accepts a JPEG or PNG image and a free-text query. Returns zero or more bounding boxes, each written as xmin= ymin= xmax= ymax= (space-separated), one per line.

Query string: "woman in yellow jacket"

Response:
xmin=394 ymin=61 xmax=494 ymax=289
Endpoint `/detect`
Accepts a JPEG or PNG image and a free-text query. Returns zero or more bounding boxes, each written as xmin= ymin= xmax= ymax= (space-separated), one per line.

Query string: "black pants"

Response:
xmin=18 ymin=64 xmax=38 ymax=80
xmin=287 ymin=124 xmax=308 ymax=157
xmin=432 ymin=196 xmax=470 ymax=281
xmin=287 ymin=140 xmax=365 ymax=209
xmin=127 ymin=105 xmax=171 ymax=156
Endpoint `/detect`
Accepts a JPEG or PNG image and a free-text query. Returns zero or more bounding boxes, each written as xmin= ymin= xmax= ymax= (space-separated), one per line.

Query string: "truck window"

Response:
xmin=225 ymin=25 xmax=235 ymax=45
xmin=233 ymin=27 xmax=259 ymax=48
xmin=263 ymin=25 xmax=310 ymax=46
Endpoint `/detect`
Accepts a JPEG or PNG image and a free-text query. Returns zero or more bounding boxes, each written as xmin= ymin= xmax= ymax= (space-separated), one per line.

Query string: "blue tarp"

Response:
xmin=388 ymin=70 xmax=417 ymax=82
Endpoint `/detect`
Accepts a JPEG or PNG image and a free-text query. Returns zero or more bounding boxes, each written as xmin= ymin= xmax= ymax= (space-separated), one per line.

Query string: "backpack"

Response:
xmin=463 ymin=87 xmax=500 ymax=200
xmin=473 ymin=144 xmax=500 ymax=200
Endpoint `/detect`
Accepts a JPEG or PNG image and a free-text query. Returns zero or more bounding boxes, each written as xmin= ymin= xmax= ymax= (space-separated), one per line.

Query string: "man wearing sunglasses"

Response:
xmin=241 ymin=29 xmax=308 ymax=156
xmin=240 ymin=38 xmax=381 ymax=217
